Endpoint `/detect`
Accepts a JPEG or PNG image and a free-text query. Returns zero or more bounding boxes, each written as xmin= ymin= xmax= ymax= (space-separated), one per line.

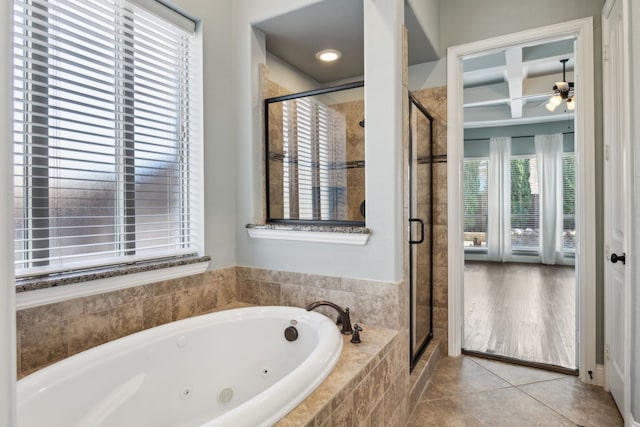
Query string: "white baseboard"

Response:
xmin=593 ymin=364 xmax=605 ymax=387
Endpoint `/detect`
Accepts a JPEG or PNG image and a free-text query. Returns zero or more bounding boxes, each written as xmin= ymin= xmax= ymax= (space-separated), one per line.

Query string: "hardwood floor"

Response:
xmin=463 ymin=261 xmax=576 ymax=369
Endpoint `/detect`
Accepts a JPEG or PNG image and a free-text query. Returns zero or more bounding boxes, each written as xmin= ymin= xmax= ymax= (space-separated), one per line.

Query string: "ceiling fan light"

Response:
xmin=549 ymin=95 xmax=562 ymax=106
xmin=567 ymin=96 xmax=575 ymax=111
xmin=545 ymin=101 xmax=557 ymax=112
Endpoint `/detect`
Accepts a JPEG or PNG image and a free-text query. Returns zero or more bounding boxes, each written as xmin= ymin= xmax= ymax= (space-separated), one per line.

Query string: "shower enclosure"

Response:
xmin=408 ymin=93 xmax=435 ymax=370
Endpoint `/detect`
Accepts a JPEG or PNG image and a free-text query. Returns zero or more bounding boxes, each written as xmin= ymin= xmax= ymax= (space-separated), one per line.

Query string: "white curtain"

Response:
xmin=488 ymin=137 xmax=511 ymax=261
xmin=535 ymin=133 xmax=564 ymax=264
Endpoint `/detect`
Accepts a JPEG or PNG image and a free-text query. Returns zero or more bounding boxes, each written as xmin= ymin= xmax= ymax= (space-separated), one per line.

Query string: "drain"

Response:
xmin=284 ymin=326 xmax=298 ymax=342
xmin=218 ymin=387 xmax=234 ymax=404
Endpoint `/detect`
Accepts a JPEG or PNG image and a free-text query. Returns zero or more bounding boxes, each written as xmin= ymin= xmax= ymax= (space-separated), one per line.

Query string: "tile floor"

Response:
xmin=409 ymin=356 xmax=623 ymax=427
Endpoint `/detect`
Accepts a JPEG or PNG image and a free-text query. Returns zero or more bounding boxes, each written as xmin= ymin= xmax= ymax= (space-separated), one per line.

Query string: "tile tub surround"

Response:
xmin=16 ymin=266 xmax=237 ymax=378
xmin=235 ymin=266 xmax=404 ymax=331
xmin=275 ymin=325 xmax=407 ymax=427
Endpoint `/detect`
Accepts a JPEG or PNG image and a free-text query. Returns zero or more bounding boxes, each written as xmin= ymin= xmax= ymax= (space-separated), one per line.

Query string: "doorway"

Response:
xmin=447 ymin=18 xmax=597 ymax=383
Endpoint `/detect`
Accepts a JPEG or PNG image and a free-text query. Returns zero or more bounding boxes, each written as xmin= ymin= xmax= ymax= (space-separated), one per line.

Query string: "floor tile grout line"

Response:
xmin=515 ymin=382 xmax=581 ymax=426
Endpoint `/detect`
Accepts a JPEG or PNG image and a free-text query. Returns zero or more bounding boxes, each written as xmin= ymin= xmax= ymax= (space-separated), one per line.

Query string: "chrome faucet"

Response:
xmin=305 ymin=300 xmax=353 ymax=335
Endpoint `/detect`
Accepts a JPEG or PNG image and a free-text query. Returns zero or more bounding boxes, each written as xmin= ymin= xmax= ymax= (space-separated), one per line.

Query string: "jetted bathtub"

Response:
xmin=18 ymin=306 xmax=343 ymax=427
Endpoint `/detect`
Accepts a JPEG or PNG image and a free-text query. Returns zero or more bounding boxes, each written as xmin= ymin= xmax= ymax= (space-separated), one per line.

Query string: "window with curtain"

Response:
xmin=13 ymin=0 xmax=200 ymax=278
xmin=464 ymin=134 xmax=575 ymax=264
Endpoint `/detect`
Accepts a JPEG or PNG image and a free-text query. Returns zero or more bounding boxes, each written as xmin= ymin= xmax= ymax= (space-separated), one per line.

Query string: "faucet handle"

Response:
xmin=351 ymin=324 xmax=362 ymax=344
xmin=336 ymin=307 xmax=350 ymax=326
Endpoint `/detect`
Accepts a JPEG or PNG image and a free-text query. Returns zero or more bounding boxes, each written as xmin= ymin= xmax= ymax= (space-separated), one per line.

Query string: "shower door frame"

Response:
xmin=408 ymin=92 xmax=435 ymax=370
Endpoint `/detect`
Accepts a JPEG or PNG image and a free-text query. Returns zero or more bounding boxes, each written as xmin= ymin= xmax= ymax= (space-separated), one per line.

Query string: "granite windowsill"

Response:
xmin=15 ymin=255 xmax=211 ymax=309
xmin=246 ymin=224 xmax=370 ymax=245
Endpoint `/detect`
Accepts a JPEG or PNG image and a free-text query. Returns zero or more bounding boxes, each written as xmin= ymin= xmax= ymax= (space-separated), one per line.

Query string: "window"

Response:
xmin=510 ymin=155 xmax=539 ymax=251
xmin=13 ymin=0 xmax=200 ymax=278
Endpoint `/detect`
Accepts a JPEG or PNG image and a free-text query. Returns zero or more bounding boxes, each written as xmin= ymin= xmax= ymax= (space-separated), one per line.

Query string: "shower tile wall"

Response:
xmin=329 ymin=100 xmax=365 ymax=221
xmin=410 ymin=86 xmax=448 ymax=351
xmin=265 ymin=71 xmax=288 ymax=219
xmin=15 ymin=267 xmax=236 ymax=378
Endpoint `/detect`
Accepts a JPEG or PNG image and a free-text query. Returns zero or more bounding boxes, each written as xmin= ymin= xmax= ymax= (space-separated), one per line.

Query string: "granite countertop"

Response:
xmin=246 ymin=223 xmax=370 ymax=234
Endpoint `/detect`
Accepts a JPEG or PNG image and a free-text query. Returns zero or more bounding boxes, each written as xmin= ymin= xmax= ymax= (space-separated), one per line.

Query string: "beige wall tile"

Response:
xmin=68 ymin=311 xmax=110 ymax=356
xmin=109 ymin=302 xmax=143 ymax=340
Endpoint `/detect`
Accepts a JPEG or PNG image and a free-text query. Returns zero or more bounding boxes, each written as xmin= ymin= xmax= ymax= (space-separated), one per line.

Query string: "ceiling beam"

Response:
xmin=505 ymin=48 xmax=523 ymax=118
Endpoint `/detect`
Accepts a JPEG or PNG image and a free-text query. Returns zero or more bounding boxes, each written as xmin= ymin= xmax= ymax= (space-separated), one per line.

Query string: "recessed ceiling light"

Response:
xmin=315 ymin=49 xmax=341 ymax=62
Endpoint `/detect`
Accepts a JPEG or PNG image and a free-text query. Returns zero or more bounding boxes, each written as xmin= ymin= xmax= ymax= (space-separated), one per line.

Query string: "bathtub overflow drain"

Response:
xmin=218 ymin=387 xmax=234 ymax=404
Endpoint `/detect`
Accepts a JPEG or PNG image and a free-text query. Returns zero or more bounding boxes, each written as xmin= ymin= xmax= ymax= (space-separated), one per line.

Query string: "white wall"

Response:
xmin=1 ymin=1 xmax=17 ymax=425
xmin=233 ymin=0 xmax=405 ymax=282
xmin=172 ymin=0 xmax=237 ymax=270
xmin=408 ymin=59 xmax=446 ymax=91
xmin=439 ymin=0 xmax=605 ymax=51
xmin=265 ymin=52 xmax=321 ymax=92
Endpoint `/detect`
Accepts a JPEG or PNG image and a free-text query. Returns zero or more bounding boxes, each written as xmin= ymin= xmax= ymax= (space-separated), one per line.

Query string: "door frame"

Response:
xmin=446 ymin=18 xmax=597 ymax=384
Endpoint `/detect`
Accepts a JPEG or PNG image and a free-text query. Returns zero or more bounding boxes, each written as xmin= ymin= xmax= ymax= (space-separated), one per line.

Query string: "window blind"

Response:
xmin=562 ymin=153 xmax=576 ymax=251
xmin=281 ymin=97 xmax=347 ymax=221
xmin=13 ymin=0 xmax=198 ymax=277
xmin=463 ymin=158 xmax=488 ymax=248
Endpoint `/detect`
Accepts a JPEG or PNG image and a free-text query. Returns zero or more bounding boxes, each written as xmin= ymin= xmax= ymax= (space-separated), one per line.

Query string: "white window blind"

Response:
xmin=281 ymin=97 xmax=347 ymax=221
xmin=463 ymin=158 xmax=488 ymax=248
xmin=13 ymin=0 xmax=199 ymax=278
xmin=562 ymin=153 xmax=576 ymax=251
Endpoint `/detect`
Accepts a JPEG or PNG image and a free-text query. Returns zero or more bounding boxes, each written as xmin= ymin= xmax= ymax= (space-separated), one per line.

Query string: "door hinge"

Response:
xmin=605 ymin=144 xmax=610 ymax=161
xmin=603 ymin=44 xmax=609 ymax=61
xmin=605 ymin=344 xmax=610 ymax=361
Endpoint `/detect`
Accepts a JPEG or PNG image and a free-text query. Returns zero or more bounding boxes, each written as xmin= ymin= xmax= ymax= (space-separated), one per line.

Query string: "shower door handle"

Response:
xmin=409 ymin=218 xmax=424 ymax=244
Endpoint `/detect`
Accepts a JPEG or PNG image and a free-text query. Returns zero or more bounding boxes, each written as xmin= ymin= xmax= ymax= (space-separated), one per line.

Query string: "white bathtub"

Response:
xmin=18 ymin=306 xmax=343 ymax=427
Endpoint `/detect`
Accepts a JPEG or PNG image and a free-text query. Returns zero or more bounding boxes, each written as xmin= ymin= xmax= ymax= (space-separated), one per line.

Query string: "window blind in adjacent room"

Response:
xmin=13 ymin=0 xmax=199 ymax=278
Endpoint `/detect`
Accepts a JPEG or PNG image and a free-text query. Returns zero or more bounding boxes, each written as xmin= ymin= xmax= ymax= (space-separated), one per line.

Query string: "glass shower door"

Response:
xmin=409 ymin=93 xmax=434 ymax=369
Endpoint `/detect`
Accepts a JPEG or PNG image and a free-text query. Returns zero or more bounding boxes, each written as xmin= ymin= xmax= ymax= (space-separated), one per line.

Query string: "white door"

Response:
xmin=603 ymin=0 xmax=631 ymax=420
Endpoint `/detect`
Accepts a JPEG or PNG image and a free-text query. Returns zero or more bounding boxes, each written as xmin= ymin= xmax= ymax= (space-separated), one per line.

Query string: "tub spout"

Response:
xmin=305 ymin=301 xmax=353 ymax=335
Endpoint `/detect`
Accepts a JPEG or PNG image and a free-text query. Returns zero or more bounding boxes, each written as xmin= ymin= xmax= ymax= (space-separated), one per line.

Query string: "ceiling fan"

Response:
xmin=545 ymin=58 xmax=575 ymax=112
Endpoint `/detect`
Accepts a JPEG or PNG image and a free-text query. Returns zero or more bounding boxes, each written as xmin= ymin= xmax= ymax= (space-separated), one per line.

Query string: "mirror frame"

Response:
xmin=446 ymin=18 xmax=597 ymax=384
